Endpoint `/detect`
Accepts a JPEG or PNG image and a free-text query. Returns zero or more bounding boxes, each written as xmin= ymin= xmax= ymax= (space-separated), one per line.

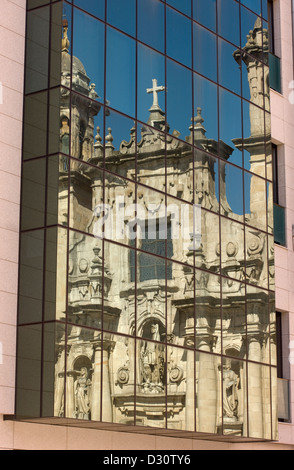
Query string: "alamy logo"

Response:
xmin=92 ymin=198 xmax=202 ymax=251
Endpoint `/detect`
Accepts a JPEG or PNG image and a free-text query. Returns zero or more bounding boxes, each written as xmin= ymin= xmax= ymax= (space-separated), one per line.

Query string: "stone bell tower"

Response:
xmin=233 ymin=17 xmax=270 ymax=231
xmin=60 ymin=18 xmax=101 ymax=161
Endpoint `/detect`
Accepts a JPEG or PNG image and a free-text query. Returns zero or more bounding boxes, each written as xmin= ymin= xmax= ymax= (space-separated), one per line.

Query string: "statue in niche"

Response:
xmin=60 ymin=116 xmax=70 ymax=160
xmin=140 ymin=323 xmax=165 ymax=394
xmin=74 ymin=367 xmax=92 ymax=420
xmin=222 ymin=360 xmax=240 ymax=422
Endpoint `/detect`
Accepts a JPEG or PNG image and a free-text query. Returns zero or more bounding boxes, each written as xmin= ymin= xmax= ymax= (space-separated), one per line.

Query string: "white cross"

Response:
xmin=146 ymin=79 xmax=165 ymax=109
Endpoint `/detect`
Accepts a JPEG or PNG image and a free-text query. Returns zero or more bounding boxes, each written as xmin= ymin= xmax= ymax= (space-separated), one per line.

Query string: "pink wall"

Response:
xmin=0 ymin=0 xmax=26 ymax=417
xmin=271 ymin=0 xmax=294 ymax=448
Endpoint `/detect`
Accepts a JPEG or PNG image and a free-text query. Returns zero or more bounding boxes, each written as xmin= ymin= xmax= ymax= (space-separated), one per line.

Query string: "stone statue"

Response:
xmin=74 ymin=367 xmax=92 ymax=420
xmin=222 ymin=360 xmax=240 ymax=422
xmin=140 ymin=323 xmax=165 ymax=393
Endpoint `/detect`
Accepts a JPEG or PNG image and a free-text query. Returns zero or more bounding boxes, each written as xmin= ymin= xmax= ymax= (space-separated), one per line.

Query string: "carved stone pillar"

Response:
xmin=184 ymin=337 xmax=195 ymax=432
xmin=54 ymin=371 xmax=65 ymax=417
xmin=91 ymin=341 xmax=102 ymax=421
xmin=91 ymin=337 xmax=114 ymax=423
xmin=247 ymin=334 xmax=263 ymax=438
xmin=66 ymin=370 xmax=76 ymax=418
xmin=196 ymin=335 xmax=218 ymax=434
xmin=102 ymin=344 xmax=113 ymax=422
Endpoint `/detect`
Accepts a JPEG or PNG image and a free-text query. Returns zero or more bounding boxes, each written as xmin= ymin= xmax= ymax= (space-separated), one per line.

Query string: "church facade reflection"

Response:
xmin=17 ymin=1 xmax=277 ymax=441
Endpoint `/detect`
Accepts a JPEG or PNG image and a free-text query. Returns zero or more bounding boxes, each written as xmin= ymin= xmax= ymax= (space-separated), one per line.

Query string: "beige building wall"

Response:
xmin=1 ymin=0 xmax=294 ymax=451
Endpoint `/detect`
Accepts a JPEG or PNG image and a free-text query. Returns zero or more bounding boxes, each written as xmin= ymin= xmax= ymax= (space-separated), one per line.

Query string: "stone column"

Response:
xmin=91 ymin=338 xmax=113 ymax=423
xmin=184 ymin=337 xmax=195 ymax=432
xmin=66 ymin=370 xmax=75 ymax=418
xmin=197 ymin=335 xmax=218 ymax=434
xmin=247 ymin=334 xmax=263 ymax=438
xmin=54 ymin=371 xmax=65 ymax=417
xmin=91 ymin=342 xmax=102 ymax=421
xmin=102 ymin=344 xmax=113 ymax=422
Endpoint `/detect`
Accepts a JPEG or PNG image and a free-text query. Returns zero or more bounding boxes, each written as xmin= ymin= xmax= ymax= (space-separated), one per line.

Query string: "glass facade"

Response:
xmin=16 ymin=0 xmax=278 ymax=440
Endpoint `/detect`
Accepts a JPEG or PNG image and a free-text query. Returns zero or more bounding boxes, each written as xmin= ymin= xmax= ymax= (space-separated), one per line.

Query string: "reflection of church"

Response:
xmin=53 ymin=18 xmax=276 ymax=438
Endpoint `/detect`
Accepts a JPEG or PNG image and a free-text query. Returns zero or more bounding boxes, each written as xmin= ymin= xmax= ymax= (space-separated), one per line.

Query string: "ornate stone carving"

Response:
xmin=116 ymin=367 xmax=130 ymax=386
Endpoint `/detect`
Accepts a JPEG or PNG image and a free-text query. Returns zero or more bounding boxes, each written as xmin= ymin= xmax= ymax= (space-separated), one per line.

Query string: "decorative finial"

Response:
xmin=95 ymin=126 xmax=102 ymax=145
xmin=190 ymin=107 xmax=207 ymax=140
xmin=106 ymin=128 xmax=114 ymax=146
xmin=105 ymin=128 xmax=114 ymax=157
xmin=62 ymin=18 xmax=70 ymax=53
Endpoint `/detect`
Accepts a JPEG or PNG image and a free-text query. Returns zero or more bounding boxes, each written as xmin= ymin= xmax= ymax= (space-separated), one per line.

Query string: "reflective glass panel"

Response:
xmin=25 ymin=6 xmax=50 ymax=94
xmin=193 ymin=23 xmax=217 ymax=82
xmin=194 ymin=151 xmax=219 ymax=211
xmin=166 ymin=59 xmax=193 ymax=142
xmin=219 ymin=88 xmax=242 ymax=167
xmin=166 ymin=149 xmax=194 ymax=204
xmin=193 ymin=0 xmax=216 ymax=32
xmin=23 ymin=92 xmax=48 ymax=160
xmin=107 ymin=0 xmax=136 ymax=37
xmin=64 ymin=325 xmax=101 ymax=420
xmin=222 ymin=280 xmax=246 ymax=359
xmin=196 ymin=272 xmax=221 ymax=349
xmin=44 ymin=227 xmax=67 ymax=322
xmin=221 ymin=217 xmax=245 ymax=281
xmin=247 ymin=284 xmax=270 ymax=364
xmin=244 ymin=170 xmax=267 ymax=231
xmin=241 ymin=4 xmax=260 ymax=48
xmin=247 ymin=363 xmax=271 ymax=439
xmin=47 ymin=155 xmax=69 ymax=227
xmin=221 ymin=357 xmax=247 ymax=434
xmin=193 ymin=75 xmax=218 ymax=151
xmin=167 ymin=261 xmax=195 ymax=347
xmin=72 ymin=9 xmax=105 ymax=101
xmin=137 ymin=44 xmax=166 ymax=126
xmin=166 ymin=6 xmax=192 ymax=68
xmin=136 ymin=338 xmax=166 ymax=427
xmin=167 ymin=0 xmax=191 ymax=16
xmin=106 ymin=27 xmax=136 ymax=117
xmin=43 ymin=322 xmax=66 ymax=417
xmin=220 ymin=162 xmax=244 ymax=221
xmin=105 ymin=109 xmax=136 ymax=179
xmin=74 ymin=0 xmax=105 ymax=20
xmin=218 ymin=0 xmax=240 ymax=47
xmin=218 ymin=38 xmax=241 ymax=95
xmin=68 ymin=230 xmax=103 ymax=329
xmin=104 ymin=241 xmax=135 ymax=334
xmin=241 ymin=0 xmax=261 ymax=16
xmin=138 ymin=0 xmax=165 ymax=53
xmin=18 ymin=230 xmax=45 ymax=325
xmin=196 ymin=352 xmax=220 ymax=434
xmin=104 ymin=334 xmax=135 ymax=425
xmin=69 ymin=159 xmax=104 ymax=233
xmin=21 ymin=158 xmax=46 ymax=231
xmin=16 ymin=325 xmax=42 ymax=418
xmin=245 ymin=225 xmax=268 ymax=290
